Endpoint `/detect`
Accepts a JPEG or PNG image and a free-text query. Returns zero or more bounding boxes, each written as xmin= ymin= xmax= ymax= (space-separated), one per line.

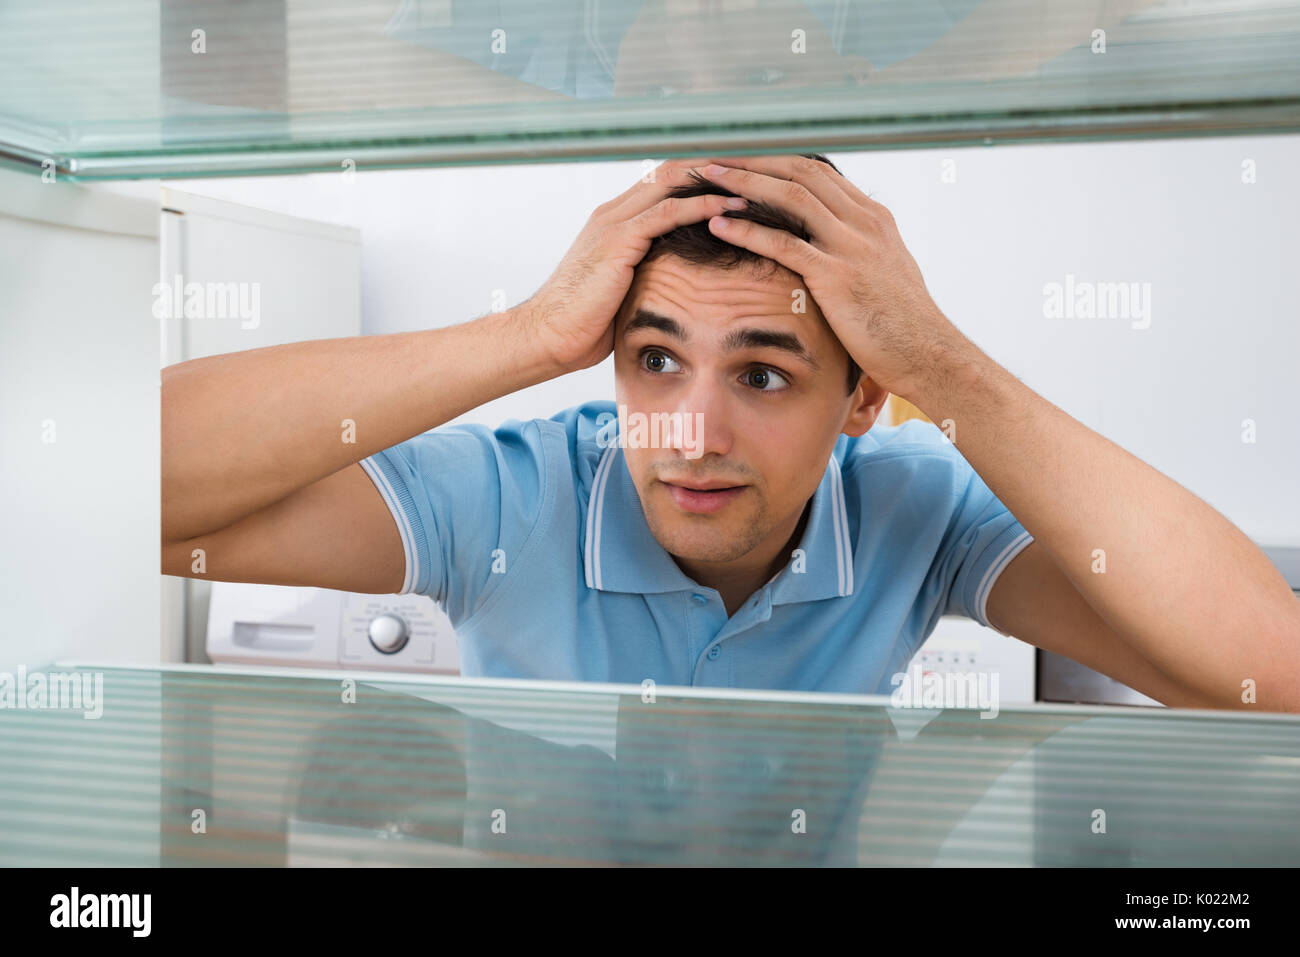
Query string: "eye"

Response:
xmin=742 ymin=367 xmax=790 ymax=392
xmin=640 ymin=349 xmax=681 ymax=374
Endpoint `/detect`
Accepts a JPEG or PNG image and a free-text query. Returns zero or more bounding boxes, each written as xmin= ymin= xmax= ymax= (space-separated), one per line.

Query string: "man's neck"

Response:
xmin=673 ymin=499 xmax=812 ymax=617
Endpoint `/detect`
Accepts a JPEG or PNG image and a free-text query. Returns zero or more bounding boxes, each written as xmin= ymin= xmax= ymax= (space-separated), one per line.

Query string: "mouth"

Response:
xmin=661 ymin=480 xmax=749 ymax=515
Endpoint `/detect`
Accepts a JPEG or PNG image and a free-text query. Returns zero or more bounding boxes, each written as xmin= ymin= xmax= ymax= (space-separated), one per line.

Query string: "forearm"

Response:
xmin=907 ymin=326 xmax=1300 ymax=711
xmin=161 ymin=306 xmax=561 ymax=543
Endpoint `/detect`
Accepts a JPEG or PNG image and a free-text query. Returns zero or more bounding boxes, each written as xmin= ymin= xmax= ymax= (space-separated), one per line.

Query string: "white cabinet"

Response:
xmin=0 ymin=168 xmax=160 ymax=671
xmin=158 ymin=188 xmax=362 ymax=663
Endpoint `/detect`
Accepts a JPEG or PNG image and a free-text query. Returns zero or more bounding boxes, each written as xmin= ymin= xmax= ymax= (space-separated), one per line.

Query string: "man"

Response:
xmin=161 ymin=154 xmax=1300 ymax=711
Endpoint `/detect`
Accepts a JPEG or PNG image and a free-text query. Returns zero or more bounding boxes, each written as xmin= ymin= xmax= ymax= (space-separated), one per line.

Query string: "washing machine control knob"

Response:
xmin=367 ymin=613 xmax=410 ymax=654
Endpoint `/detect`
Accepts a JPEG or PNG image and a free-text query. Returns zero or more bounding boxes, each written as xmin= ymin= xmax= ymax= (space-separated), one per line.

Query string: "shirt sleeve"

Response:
xmin=357 ymin=418 xmax=551 ymax=626
xmin=932 ymin=451 xmax=1036 ymax=631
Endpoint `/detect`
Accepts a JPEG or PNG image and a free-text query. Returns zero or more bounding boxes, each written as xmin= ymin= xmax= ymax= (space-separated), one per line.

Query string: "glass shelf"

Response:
xmin=1 ymin=1 xmax=1299 ymax=180
xmin=2 ymin=663 xmax=1297 ymax=866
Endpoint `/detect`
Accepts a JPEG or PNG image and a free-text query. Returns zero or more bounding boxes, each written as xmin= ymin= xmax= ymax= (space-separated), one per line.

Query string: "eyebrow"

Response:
xmin=622 ymin=309 xmax=821 ymax=370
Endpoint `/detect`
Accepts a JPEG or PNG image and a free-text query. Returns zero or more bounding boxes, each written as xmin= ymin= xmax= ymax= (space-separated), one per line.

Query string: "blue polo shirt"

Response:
xmin=359 ymin=400 xmax=1033 ymax=693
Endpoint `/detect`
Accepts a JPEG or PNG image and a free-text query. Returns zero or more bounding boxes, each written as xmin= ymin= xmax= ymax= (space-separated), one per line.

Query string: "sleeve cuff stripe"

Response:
xmin=975 ymin=529 xmax=1035 ymax=627
xmin=359 ymin=454 xmax=418 ymax=595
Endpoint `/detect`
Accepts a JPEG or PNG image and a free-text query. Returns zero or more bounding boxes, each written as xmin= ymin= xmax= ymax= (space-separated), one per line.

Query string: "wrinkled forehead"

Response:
xmin=617 ymin=255 xmax=828 ymax=336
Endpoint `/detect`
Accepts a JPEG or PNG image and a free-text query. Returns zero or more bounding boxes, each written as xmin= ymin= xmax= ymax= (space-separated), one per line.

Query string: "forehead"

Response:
xmin=617 ymin=255 xmax=827 ymax=335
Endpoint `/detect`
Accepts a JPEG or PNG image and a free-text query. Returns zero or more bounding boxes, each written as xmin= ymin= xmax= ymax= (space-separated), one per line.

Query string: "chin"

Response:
xmin=646 ymin=511 xmax=762 ymax=564
xmin=663 ymin=533 xmax=749 ymax=564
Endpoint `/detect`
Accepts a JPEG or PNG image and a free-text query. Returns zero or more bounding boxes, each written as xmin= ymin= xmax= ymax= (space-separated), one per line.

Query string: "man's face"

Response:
xmin=614 ymin=254 xmax=880 ymax=568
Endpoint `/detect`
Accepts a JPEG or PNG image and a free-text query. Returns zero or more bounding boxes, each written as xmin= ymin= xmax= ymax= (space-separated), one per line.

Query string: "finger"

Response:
xmin=623 ymin=192 xmax=747 ymax=242
xmin=703 ymin=154 xmax=879 ymax=223
xmin=588 ymin=158 xmax=692 ymax=222
xmin=601 ymin=157 xmax=735 ymax=224
xmin=704 ymin=213 xmax=827 ymax=278
xmin=698 ymin=162 xmax=857 ymax=252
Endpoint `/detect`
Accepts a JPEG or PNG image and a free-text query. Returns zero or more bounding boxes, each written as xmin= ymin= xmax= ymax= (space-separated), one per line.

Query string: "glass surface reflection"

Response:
xmin=1 ymin=665 xmax=1297 ymax=866
xmin=2 ymin=1 xmax=1298 ymax=177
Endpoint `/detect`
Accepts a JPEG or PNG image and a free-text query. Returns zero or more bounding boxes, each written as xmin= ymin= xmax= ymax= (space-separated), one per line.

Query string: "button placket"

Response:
xmin=686 ymin=590 xmax=723 ymax=676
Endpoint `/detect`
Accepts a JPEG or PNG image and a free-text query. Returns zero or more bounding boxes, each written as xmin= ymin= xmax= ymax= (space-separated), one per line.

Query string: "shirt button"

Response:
xmin=692 ymin=594 xmax=707 ymax=604
xmin=707 ymin=646 xmax=721 ymax=660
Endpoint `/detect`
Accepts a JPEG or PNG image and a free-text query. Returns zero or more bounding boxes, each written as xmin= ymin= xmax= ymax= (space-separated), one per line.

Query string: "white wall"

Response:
xmin=155 ymin=132 xmax=1300 ymax=545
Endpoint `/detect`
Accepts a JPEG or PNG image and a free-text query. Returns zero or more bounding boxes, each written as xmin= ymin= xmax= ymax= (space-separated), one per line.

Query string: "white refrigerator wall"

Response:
xmin=161 ymin=133 xmax=1300 ymax=547
xmin=0 ymin=166 xmax=160 ymax=670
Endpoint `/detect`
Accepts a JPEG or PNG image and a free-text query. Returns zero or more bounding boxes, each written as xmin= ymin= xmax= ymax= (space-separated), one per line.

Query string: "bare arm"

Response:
xmin=928 ymin=351 xmax=1300 ymax=712
xmin=161 ymin=307 xmax=561 ymax=546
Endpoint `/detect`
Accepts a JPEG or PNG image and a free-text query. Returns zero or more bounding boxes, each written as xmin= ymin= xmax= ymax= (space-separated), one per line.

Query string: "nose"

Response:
xmin=667 ymin=375 xmax=734 ymax=461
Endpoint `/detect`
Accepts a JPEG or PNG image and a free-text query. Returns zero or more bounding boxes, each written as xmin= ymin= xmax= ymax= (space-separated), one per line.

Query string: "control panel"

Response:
xmin=206 ymin=581 xmax=461 ymax=674
xmin=908 ymin=616 xmax=1036 ymax=704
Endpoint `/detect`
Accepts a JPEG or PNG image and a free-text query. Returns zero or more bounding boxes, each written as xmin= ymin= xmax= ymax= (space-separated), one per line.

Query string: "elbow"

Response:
xmin=161 ymin=538 xmax=197 ymax=578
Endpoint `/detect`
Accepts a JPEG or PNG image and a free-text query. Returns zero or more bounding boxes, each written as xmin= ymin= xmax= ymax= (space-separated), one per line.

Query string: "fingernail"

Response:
xmin=705 ymin=164 xmax=730 ymax=176
xmin=711 ymin=215 xmax=729 ymax=230
xmin=723 ymin=197 xmax=746 ymax=209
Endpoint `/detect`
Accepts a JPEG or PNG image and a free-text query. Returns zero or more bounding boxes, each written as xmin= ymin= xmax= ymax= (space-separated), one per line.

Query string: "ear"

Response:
xmin=841 ymin=375 xmax=890 ymax=437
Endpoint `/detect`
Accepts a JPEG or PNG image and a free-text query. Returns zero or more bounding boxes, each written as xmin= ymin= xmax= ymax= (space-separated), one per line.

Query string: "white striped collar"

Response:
xmin=582 ymin=443 xmax=855 ymax=602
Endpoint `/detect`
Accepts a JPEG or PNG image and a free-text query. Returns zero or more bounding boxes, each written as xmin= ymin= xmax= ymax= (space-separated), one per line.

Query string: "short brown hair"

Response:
xmin=639 ymin=154 xmax=862 ymax=395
